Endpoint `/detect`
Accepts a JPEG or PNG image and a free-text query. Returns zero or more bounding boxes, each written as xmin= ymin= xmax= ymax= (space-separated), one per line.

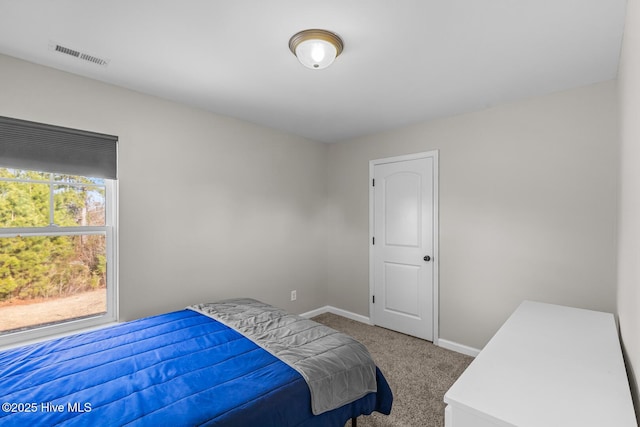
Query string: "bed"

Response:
xmin=0 ymin=299 xmax=393 ymax=426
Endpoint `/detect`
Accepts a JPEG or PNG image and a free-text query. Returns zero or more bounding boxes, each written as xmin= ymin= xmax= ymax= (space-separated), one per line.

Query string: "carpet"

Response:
xmin=311 ymin=313 xmax=474 ymax=427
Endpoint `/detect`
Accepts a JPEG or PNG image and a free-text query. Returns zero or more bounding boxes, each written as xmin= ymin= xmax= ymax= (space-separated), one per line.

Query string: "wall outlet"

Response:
xmin=291 ymin=290 xmax=297 ymax=301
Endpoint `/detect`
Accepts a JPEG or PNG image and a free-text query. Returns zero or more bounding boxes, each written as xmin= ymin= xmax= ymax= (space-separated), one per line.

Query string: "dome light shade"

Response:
xmin=289 ymin=29 xmax=344 ymax=70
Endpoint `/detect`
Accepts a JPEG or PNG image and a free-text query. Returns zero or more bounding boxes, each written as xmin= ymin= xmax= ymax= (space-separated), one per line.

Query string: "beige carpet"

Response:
xmin=311 ymin=313 xmax=474 ymax=427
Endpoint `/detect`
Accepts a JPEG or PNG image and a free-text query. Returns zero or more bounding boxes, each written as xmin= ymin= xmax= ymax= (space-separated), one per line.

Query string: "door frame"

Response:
xmin=369 ymin=150 xmax=439 ymax=345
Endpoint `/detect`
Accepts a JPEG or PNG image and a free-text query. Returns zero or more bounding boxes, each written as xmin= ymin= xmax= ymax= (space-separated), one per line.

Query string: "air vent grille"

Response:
xmin=55 ymin=44 xmax=80 ymax=58
xmin=50 ymin=42 xmax=109 ymax=67
xmin=79 ymin=53 xmax=108 ymax=66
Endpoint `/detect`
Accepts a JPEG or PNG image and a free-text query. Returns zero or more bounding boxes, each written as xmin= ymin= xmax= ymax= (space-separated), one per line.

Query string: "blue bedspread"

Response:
xmin=0 ymin=309 xmax=392 ymax=426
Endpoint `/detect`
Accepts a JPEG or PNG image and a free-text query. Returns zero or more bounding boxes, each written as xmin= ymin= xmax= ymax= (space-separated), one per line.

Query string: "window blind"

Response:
xmin=0 ymin=116 xmax=118 ymax=179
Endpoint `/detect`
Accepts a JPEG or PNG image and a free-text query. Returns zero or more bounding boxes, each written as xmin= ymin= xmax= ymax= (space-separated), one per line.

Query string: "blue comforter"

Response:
xmin=0 ymin=309 xmax=392 ymax=426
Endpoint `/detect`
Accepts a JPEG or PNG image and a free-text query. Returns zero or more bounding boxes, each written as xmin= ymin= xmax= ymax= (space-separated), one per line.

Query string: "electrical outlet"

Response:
xmin=291 ymin=290 xmax=297 ymax=301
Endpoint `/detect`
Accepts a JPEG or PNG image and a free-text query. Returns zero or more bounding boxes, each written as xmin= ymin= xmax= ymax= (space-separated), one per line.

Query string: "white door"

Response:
xmin=370 ymin=152 xmax=437 ymax=341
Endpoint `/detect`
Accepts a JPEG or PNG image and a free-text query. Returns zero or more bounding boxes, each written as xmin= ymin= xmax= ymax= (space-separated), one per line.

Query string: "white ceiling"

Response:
xmin=0 ymin=0 xmax=628 ymax=143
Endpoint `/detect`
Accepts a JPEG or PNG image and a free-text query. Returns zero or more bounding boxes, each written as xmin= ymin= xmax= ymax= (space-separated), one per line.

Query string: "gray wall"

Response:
xmin=618 ymin=0 xmax=640 ymax=416
xmin=0 ymin=52 xmax=624 ymax=357
xmin=0 ymin=53 xmax=329 ymax=320
xmin=328 ymin=81 xmax=619 ymax=350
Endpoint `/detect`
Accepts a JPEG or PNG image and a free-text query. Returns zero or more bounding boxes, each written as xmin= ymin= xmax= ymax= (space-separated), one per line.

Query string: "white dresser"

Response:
xmin=444 ymin=301 xmax=637 ymax=427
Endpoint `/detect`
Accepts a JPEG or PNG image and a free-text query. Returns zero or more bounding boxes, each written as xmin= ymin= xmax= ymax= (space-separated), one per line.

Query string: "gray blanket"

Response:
xmin=187 ymin=298 xmax=377 ymax=415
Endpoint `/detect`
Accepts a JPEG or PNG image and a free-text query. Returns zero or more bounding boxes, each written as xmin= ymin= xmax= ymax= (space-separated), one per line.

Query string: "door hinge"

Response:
xmin=372 ymin=295 xmax=375 ymax=304
xmin=372 ymin=178 xmax=375 ymax=187
xmin=372 ymin=236 xmax=375 ymax=245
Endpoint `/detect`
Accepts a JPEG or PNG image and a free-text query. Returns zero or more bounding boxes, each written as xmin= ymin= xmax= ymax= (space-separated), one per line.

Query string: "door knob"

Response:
xmin=424 ymin=255 xmax=431 ymax=262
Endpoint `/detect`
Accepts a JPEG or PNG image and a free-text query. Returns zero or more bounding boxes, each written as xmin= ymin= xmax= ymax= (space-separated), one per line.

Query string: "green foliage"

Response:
xmin=0 ymin=169 xmax=106 ymax=301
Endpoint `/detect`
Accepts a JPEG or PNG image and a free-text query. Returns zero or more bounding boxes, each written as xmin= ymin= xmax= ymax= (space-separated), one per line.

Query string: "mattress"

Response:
xmin=0 ymin=308 xmax=392 ymax=426
xmin=189 ymin=299 xmax=378 ymax=415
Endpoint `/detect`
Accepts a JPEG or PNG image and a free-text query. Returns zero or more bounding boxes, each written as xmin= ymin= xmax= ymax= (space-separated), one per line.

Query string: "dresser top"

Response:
xmin=444 ymin=300 xmax=637 ymax=427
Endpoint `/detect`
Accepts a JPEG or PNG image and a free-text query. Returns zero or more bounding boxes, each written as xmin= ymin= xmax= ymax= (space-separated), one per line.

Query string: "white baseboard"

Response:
xmin=301 ymin=305 xmax=480 ymax=358
xmin=300 ymin=305 xmax=372 ymax=325
xmin=299 ymin=306 xmax=330 ymax=319
xmin=438 ymin=338 xmax=481 ymax=357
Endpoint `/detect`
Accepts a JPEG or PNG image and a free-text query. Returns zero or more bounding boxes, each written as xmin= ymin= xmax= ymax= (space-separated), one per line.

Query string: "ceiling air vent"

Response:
xmin=49 ymin=42 xmax=109 ymax=67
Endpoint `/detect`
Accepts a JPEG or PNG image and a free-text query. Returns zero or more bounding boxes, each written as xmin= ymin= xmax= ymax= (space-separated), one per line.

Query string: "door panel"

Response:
xmin=372 ymin=155 xmax=435 ymax=341
xmin=384 ymin=262 xmax=420 ymax=317
xmin=385 ymin=172 xmax=421 ymax=247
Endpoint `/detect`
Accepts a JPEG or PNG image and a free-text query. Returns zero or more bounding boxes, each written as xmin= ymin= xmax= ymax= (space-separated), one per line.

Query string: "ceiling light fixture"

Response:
xmin=288 ymin=29 xmax=344 ymax=70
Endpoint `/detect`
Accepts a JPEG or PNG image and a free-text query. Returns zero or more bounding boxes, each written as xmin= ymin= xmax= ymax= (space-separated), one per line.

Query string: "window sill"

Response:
xmin=0 ymin=319 xmax=118 ymax=352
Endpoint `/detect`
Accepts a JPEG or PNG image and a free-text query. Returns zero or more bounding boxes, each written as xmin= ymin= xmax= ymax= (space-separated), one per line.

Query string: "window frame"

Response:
xmin=0 ymin=173 xmax=118 ymax=347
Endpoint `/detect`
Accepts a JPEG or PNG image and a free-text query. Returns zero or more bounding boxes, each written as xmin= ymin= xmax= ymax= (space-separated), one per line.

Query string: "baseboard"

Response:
xmin=300 ymin=305 xmax=372 ymax=325
xmin=326 ymin=306 xmax=372 ymax=324
xmin=438 ymin=338 xmax=481 ymax=357
xmin=301 ymin=306 xmax=480 ymax=358
xmin=299 ymin=306 xmax=331 ymax=319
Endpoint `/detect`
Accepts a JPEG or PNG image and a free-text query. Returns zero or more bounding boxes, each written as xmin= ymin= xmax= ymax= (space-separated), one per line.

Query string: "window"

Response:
xmin=0 ymin=116 xmax=118 ymax=346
